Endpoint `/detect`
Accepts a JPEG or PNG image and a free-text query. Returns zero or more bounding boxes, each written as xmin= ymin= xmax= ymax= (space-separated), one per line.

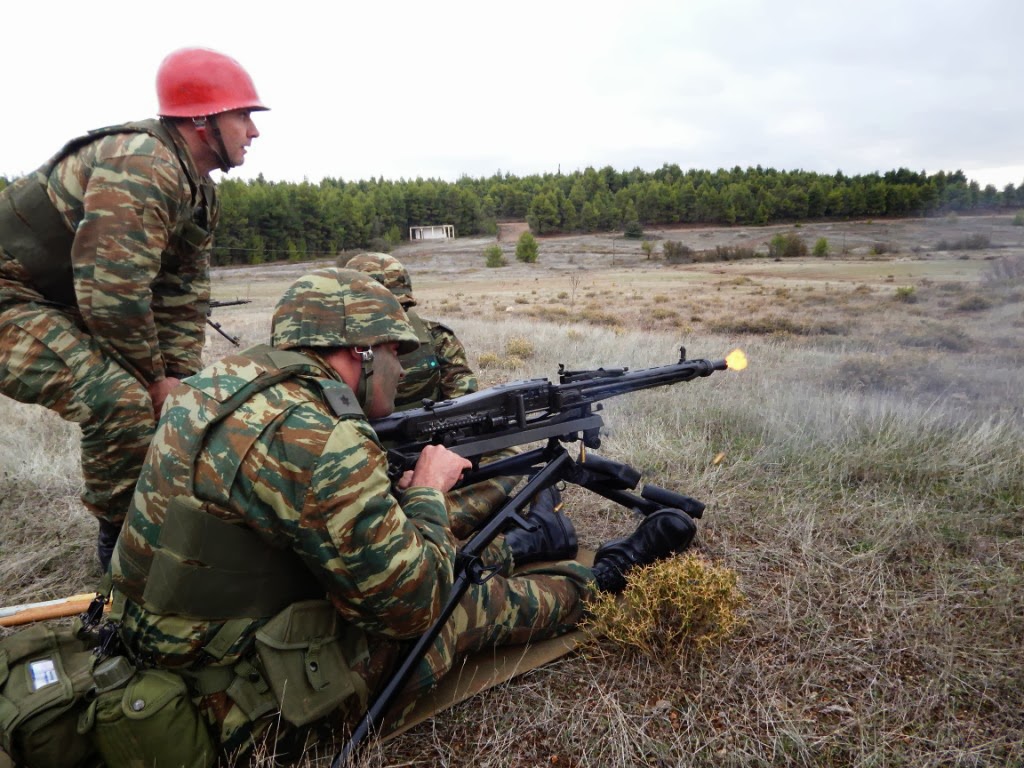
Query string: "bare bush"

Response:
xmin=982 ymin=253 xmax=1024 ymax=285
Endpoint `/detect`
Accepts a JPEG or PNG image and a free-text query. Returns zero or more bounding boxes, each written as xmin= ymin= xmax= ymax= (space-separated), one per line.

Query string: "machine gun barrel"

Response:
xmin=371 ymin=350 xmax=728 ymax=478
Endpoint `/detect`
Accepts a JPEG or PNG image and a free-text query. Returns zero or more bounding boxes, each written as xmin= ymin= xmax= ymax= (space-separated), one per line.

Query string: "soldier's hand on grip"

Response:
xmin=409 ymin=444 xmax=472 ymax=493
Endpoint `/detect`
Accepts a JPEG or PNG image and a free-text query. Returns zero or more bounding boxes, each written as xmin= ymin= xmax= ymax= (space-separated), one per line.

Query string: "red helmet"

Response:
xmin=156 ymin=47 xmax=268 ymax=118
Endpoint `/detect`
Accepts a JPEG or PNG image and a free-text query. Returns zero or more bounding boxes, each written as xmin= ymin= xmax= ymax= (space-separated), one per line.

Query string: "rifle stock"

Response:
xmin=0 ymin=593 xmax=104 ymax=628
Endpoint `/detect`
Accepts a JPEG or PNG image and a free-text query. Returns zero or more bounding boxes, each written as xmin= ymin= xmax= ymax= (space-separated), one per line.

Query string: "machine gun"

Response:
xmin=207 ymin=298 xmax=251 ymax=346
xmin=332 ymin=347 xmax=746 ymax=765
xmin=373 ymin=346 xmax=746 ymax=487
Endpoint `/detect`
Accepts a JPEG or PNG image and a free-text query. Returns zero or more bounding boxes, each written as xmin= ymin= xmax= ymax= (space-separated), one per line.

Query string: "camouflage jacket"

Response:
xmin=395 ymin=309 xmax=477 ymax=410
xmin=0 ymin=119 xmax=214 ymax=381
xmin=110 ymin=345 xmax=457 ymax=668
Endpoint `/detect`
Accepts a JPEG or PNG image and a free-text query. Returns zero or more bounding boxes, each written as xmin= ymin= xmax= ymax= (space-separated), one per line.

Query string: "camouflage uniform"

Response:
xmin=344 ymin=253 xmax=476 ymax=409
xmin=109 ymin=270 xmax=593 ymax=756
xmin=0 ymin=119 xmax=214 ymax=532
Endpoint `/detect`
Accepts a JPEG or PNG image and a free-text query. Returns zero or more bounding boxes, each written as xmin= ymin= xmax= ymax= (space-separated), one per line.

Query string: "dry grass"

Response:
xmin=2 ymin=217 xmax=1023 ymax=766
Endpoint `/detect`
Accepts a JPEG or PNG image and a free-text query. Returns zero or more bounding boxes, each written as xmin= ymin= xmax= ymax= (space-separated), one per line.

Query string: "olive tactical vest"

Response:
xmin=0 ymin=119 xmax=215 ymax=307
xmin=125 ymin=345 xmax=364 ymax=622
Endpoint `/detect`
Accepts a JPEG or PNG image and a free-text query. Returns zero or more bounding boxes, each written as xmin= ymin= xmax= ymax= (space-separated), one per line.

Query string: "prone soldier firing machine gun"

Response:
xmin=334 ymin=345 xmax=748 ymax=765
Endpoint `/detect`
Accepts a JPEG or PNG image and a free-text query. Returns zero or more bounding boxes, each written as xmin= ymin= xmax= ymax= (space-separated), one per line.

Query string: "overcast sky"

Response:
xmin=3 ymin=0 xmax=1021 ymax=190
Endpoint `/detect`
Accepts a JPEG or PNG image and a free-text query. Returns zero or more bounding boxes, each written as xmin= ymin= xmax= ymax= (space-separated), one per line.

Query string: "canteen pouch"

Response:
xmin=86 ymin=668 xmax=214 ymax=768
xmin=0 ymin=624 xmax=99 ymax=768
xmin=254 ymin=600 xmax=361 ymax=726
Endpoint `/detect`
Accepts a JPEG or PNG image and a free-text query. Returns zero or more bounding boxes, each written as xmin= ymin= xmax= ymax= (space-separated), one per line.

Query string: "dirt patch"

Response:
xmin=497 ymin=222 xmax=530 ymax=242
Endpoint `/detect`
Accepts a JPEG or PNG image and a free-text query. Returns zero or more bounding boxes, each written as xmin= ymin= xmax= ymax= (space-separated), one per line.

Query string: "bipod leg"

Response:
xmin=568 ymin=450 xmax=705 ymax=519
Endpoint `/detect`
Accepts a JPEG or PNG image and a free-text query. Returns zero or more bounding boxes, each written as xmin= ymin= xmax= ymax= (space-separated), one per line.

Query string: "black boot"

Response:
xmin=504 ymin=485 xmax=578 ymax=567
xmin=97 ymin=519 xmax=121 ymax=572
xmin=591 ymin=508 xmax=696 ymax=593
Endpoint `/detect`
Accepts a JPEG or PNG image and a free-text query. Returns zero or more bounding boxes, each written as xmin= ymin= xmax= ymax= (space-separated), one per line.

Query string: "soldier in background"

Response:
xmin=345 ymin=250 xmax=527 ymax=538
xmin=108 ymin=269 xmax=695 ymax=763
xmin=0 ymin=47 xmax=266 ymax=569
xmin=345 ymin=252 xmax=476 ymax=409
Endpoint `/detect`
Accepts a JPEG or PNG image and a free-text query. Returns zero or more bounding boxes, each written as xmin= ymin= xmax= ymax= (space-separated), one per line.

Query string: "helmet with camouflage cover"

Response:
xmin=344 ymin=253 xmax=416 ymax=307
xmin=271 ymin=268 xmax=419 ymax=354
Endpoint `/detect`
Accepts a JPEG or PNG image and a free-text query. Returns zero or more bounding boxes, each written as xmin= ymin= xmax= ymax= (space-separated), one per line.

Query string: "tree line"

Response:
xmin=3 ymin=165 xmax=1021 ymax=266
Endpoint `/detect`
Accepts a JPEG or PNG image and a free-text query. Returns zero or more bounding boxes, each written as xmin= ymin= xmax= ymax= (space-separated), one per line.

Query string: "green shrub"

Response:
xmin=623 ymin=220 xmax=644 ymax=239
xmin=895 ymin=286 xmax=917 ymax=303
xmin=663 ymin=241 xmax=693 ymax=264
xmin=813 ymin=237 xmax=829 ymax=257
xmin=1013 ymin=211 xmax=1024 ymax=226
xmin=515 ymin=231 xmax=539 ymax=263
xmin=484 ymin=244 xmax=506 ymax=268
xmin=768 ymin=233 xmax=807 ymax=258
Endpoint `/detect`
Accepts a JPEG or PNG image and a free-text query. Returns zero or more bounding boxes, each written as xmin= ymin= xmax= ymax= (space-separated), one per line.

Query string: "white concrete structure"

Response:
xmin=409 ymin=224 xmax=455 ymax=241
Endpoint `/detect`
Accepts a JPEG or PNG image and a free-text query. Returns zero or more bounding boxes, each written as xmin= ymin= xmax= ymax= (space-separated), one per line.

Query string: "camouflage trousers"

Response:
xmin=0 ymin=301 xmax=155 ymax=528
xmin=209 ymin=558 xmax=595 ymax=758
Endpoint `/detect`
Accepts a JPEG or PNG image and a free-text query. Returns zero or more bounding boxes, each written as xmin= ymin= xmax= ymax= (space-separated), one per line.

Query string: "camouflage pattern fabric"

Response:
xmin=341 ymin=256 xmax=504 ymax=529
xmin=0 ymin=121 xmax=213 ymax=527
xmin=397 ymin=311 xmax=511 ymax=543
xmin=395 ymin=310 xmax=477 ymax=410
xmin=0 ymin=302 xmax=155 ymax=526
xmin=342 ymin=253 xmax=477 ymax=408
xmin=110 ymin=345 xmax=594 ymax=755
xmin=270 ymin=268 xmax=419 ymax=355
xmin=344 ymin=252 xmax=415 ymax=305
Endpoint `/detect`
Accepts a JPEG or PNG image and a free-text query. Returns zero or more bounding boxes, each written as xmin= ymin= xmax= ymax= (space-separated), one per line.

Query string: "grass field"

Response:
xmin=2 ymin=215 xmax=1022 ymax=767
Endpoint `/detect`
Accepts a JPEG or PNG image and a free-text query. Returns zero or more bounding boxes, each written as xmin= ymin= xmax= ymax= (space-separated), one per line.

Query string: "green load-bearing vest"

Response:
xmin=119 ymin=345 xmax=364 ymax=625
xmin=0 ymin=119 xmax=215 ymax=306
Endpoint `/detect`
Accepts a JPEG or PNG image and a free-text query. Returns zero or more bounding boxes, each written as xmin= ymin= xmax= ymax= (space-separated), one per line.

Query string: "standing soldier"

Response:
xmin=106 ymin=269 xmax=696 ymax=765
xmin=345 ymin=252 xmax=476 ymax=409
xmin=0 ymin=47 xmax=266 ymax=569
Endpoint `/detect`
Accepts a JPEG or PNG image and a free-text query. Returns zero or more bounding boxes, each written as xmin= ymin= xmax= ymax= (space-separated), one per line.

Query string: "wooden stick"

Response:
xmin=0 ymin=593 xmax=105 ymax=628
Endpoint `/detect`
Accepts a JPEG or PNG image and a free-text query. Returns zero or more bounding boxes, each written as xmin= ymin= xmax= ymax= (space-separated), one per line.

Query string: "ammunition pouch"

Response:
xmin=0 ymin=624 xmax=100 ymax=768
xmin=83 ymin=664 xmax=214 ymax=768
xmin=0 ymin=624 xmax=215 ymax=768
xmin=254 ymin=600 xmax=367 ymax=727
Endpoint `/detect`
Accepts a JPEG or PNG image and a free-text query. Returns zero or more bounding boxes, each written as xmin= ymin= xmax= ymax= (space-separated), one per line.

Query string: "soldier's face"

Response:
xmin=366 ymin=343 xmax=405 ymax=419
xmin=216 ymin=109 xmax=260 ymax=167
